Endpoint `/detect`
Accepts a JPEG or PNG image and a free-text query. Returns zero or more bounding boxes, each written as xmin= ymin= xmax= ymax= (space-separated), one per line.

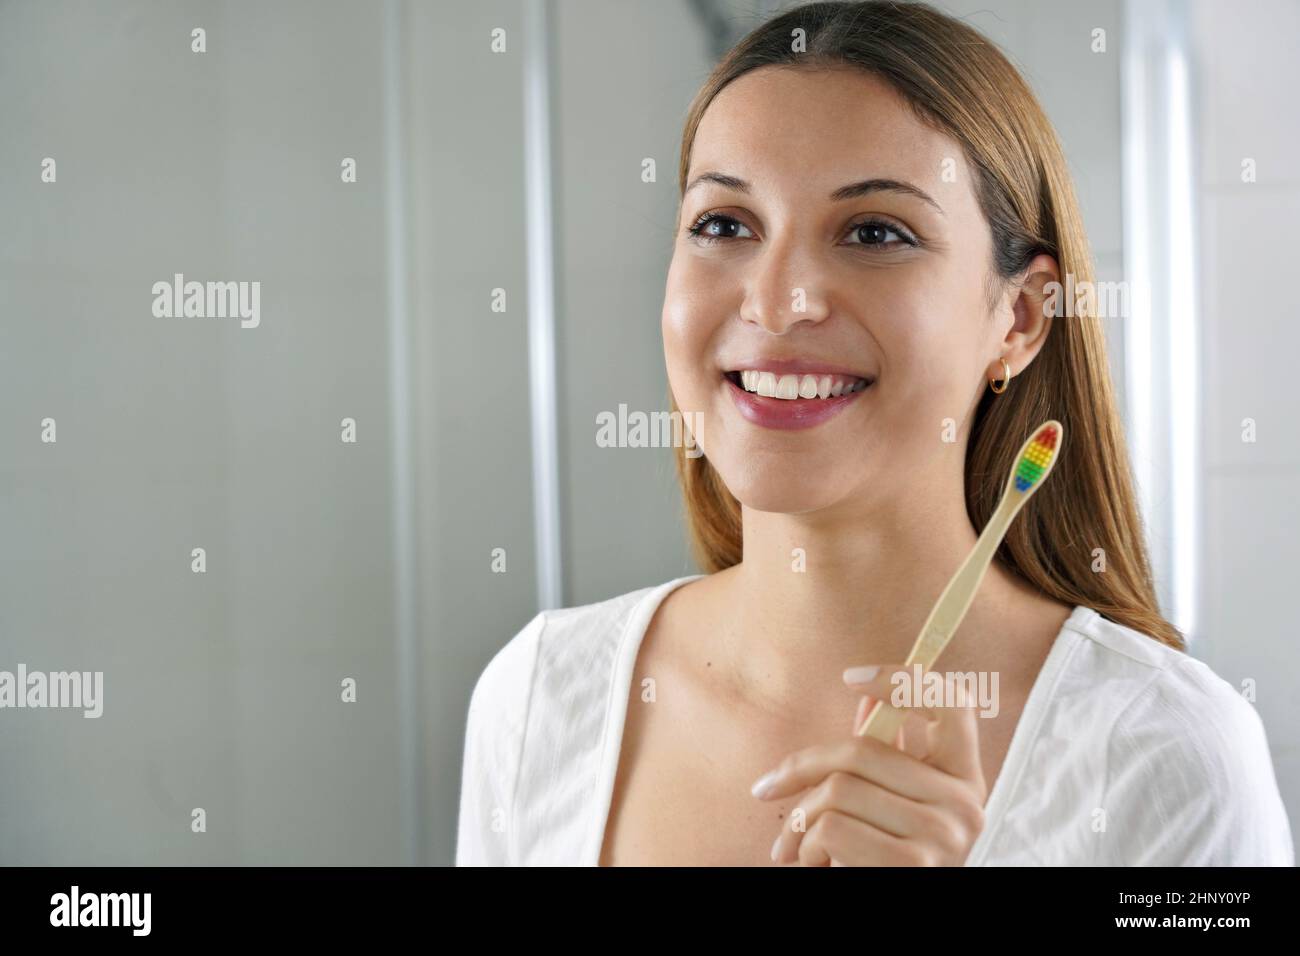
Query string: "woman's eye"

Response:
xmin=687 ymin=212 xmax=916 ymax=250
xmin=844 ymin=219 xmax=914 ymax=247
xmin=686 ymin=213 xmax=753 ymax=243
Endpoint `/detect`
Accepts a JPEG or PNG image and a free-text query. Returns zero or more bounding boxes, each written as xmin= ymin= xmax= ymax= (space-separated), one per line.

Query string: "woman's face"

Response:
xmin=663 ymin=66 xmax=1014 ymax=517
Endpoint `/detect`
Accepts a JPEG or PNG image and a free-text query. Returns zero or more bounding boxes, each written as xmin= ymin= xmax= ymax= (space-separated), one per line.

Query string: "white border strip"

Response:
xmin=1120 ymin=0 xmax=1199 ymax=640
xmin=523 ymin=0 xmax=564 ymax=611
xmin=1166 ymin=38 xmax=1199 ymax=638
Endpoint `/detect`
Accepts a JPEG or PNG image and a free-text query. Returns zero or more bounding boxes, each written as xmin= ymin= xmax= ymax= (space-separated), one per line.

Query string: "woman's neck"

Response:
xmin=705 ymin=493 xmax=1053 ymax=724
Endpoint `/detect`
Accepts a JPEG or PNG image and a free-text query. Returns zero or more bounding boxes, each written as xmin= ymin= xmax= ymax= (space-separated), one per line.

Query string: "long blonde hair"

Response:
xmin=669 ymin=0 xmax=1183 ymax=651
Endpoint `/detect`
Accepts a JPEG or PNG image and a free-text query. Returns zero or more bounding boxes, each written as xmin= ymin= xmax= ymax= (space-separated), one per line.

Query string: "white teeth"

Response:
xmin=732 ymin=369 xmax=870 ymax=400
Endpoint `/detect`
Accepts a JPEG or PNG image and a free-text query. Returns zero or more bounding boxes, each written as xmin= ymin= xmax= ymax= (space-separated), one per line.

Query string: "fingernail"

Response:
xmin=770 ymin=834 xmax=781 ymax=862
xmin=842 ymin=665 xmax=879 ymax=685
xmin=751 ymin=770 xmax=779 ymax=799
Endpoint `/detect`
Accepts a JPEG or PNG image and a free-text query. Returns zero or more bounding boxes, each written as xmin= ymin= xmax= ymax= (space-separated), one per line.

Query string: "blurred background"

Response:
xmin=1 ymin=0 xmax=1296 ymax=865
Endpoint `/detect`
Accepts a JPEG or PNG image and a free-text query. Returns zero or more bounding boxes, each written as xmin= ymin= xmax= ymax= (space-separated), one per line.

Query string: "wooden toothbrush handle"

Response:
xmin=857 ymin=500 xmax=1014 ymax=743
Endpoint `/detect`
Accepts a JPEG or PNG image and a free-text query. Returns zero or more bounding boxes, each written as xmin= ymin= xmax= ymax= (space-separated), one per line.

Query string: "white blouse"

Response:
xmin=455 ymin=574 xmax=1295 ymax=866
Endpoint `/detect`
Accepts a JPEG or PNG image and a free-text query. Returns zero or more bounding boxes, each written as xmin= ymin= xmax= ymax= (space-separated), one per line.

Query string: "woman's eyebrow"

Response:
xmin=684 ymin=171 xmax=945 ymax=215
xmin=829 ymin=178 xmax=945 ymax=215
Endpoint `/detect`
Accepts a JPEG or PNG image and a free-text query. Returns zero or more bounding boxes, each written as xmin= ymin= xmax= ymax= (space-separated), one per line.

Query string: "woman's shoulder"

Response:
xmin=457 ymin=575 xmax=705 ymax=864
xmin=468 ymin=574 xmax=705 ymax=725
xmin=1059 ymin=606 xmax=1265 ymax=736
xmin=1051 ymin=607 xmax=1293 ymax=864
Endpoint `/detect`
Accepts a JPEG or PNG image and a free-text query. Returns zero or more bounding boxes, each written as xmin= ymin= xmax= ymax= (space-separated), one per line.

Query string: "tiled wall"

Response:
xmin=1190 ymin=0 xmax=1300 ymax=859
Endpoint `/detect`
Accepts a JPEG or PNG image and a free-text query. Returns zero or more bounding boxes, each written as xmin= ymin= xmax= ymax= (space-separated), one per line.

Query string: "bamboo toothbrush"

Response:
xmin=856 ymin=419 xmax=1064 ymax=743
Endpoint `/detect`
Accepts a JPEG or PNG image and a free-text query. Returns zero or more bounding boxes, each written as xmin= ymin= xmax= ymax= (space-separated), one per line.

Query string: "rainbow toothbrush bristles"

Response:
xmin=1014 ymin=424 xmax=1058 ymax=492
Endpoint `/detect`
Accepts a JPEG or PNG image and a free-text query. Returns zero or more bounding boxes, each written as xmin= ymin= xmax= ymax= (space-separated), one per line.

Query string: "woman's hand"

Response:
xmin=751 ymin=664 xmax=988 ymax=866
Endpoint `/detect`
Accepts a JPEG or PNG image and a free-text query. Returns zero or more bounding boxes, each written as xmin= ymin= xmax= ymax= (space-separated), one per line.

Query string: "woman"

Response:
xmin=456 ymin=0 xmax=1293 ymax=866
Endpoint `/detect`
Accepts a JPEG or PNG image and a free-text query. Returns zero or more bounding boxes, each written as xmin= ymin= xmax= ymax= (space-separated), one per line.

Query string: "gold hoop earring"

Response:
xmin=989 ymin=358 xmax=1011 ymax=394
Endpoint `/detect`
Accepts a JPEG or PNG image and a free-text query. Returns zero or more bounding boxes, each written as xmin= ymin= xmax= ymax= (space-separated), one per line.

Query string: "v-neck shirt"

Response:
xmin=456 ymin=574 xmax=1294 ymax=865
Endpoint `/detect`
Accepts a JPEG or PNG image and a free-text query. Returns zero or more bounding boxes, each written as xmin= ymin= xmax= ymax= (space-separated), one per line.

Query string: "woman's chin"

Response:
xmin=723 ymin=473 xmax=856 ymax=516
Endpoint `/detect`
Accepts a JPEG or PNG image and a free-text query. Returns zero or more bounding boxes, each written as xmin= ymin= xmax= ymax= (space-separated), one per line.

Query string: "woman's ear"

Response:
xmin=990 ymin=253 xmax=1060 ymax=383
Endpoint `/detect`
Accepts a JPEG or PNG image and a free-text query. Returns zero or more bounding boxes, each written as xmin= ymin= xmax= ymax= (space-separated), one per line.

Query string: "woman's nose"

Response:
xmin=737 ymin=238 xmax=833 ymax=334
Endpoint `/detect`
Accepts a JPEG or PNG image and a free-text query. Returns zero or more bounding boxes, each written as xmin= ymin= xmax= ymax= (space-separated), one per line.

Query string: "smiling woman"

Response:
xmin=455 ymin=0 xmax=1294 ymax=867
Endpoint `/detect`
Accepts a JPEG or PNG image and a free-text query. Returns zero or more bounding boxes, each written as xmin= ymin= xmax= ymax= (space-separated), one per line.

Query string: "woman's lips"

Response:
xmin=723 ymin=372 xmax=870 ymax=430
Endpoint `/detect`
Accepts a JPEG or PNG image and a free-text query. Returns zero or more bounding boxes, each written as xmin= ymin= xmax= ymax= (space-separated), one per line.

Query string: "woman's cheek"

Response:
xmin=662 ymin=296 xmax=719 ymax=407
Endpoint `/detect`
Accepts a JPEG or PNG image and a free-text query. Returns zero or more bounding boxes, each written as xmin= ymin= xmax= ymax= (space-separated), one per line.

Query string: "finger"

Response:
xmin=926 ymin=681 xmax=986 ymax=786
xmin=899 ymin=709 xmax=930 ymax=761
xmin=853 ymin=695 xmax=896 ymax=742
xmin=796 ymin=810 xmax=925 ymax=867
xmin=852 ymin=697 xmax=904 ymax=749
xmin=852 ymin=694 xmax=870 ymax=734
xmin=770 ymin=769 xmax=943 ymax=864
xmin=858 ymin=696 xmax=905 ymax=749
xmin=843 ymin=663 xmax=952 ymax=724
xmin=847 ymin=697 xmax=889 ymax=738
xmin=752 ymin=735 xmax=969 ymax=806
xmin=845 ymin=664 xmax=985 ymax=781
